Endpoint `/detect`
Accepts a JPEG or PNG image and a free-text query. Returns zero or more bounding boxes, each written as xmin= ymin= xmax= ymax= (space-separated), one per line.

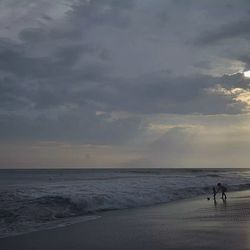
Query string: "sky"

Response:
xmin=1 ymin=0 xmax=250 ymax=168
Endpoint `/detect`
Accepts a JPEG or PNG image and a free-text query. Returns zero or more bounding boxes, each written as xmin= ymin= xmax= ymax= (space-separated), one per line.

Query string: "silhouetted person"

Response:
xmin=213 ymin=198 xmax=217 ymax=207
xmin=212 ymin=187 xmax=217 ymax=200
xmin=217 ymin=183 xmax=227 ymax=200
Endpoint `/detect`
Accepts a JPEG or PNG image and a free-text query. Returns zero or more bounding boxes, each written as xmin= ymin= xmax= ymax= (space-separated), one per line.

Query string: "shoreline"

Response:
xmin=2 ymin=190 xmax=250 ymax=250
xmin=0 ymin=190 xmax=231 ymax=240
xmin=0 ymin=191 xmax=218 ymax=239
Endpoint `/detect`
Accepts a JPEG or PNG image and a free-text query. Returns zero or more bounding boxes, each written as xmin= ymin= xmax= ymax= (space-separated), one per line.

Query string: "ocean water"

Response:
xmin=1 ymin=168 xmax=250 ymax=238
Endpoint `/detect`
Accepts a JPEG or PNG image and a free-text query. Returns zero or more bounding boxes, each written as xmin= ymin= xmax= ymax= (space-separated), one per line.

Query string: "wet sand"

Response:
xmin=2 ymin=190 xmax=250 ymax=250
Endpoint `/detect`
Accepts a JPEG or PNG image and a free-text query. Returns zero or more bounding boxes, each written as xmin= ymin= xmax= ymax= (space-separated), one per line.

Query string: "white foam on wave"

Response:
xmin=1 ymin=169 xmax=250 ymax=238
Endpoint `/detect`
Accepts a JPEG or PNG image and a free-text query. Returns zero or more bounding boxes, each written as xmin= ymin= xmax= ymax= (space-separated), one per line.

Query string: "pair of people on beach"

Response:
xmin=213 ymin=183 xmax=227 ymax=200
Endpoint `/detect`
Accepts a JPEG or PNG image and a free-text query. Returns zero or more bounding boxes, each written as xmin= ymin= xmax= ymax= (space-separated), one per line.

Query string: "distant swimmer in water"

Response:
xmin=217 ymin=183 xmax=227 ymax=200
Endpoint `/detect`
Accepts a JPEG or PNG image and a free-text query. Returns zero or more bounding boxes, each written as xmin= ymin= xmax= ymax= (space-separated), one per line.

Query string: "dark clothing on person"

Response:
xmin=217 ymin=183 xmax=227 ymax=200
xmin=212 ymin=187 xmax=217 ymax=199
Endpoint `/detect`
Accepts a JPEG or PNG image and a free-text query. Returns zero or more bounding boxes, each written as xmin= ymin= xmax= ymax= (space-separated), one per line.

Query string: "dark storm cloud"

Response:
xmin=17 ymin=0 xmax=133 ymax=44
xmin=0 ymin=38 xmax=101 ymax=78
xmin=0 ymin=109 xmax=142 ymax=144
xmin=0 ymin=0 xmax=141 ymax=144
xmin=68 ymin=0 xmax=133 ymax=28
xmin=1 ymin=0 xmax=250 ymax=145
xmin=0 ymin=39 xmax=106 ymax=110
xmin=196 ymin=19 xmax=250 ymax=45
xmin=0 ymin=0 xmax=135 ymax=113
xmin=78 ymin=72 xmax=248 ymax=115
xmin=237 ymin=54 xmax=250 ymax=71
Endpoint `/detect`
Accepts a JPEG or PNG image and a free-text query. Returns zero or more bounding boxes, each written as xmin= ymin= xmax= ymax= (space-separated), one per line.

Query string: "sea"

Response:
xmin=1 ymin=168 xmax=250 ymax=238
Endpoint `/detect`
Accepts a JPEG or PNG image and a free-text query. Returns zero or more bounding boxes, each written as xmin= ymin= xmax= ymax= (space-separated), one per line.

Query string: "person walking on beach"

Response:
xmin=217 ymin=183 xmax=227 ymax=200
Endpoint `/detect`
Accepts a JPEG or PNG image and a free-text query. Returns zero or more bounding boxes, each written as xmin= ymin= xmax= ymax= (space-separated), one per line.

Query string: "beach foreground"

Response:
xmin=2 ymin=190 xmax=250 ymax=250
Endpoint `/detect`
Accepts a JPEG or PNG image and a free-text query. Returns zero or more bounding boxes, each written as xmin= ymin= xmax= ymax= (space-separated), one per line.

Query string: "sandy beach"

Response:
xmin=2 ymin=190 xmax=250 ymax=250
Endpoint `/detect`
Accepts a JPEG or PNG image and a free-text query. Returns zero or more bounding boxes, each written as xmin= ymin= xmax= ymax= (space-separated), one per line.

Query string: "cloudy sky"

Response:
xmin=1 ymin=0 xmax=250 ymax=168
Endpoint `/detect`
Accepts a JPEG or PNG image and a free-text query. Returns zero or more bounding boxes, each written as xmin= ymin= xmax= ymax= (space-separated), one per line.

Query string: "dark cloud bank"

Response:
xmin=1 ymin=0 xmax=250 ymax=166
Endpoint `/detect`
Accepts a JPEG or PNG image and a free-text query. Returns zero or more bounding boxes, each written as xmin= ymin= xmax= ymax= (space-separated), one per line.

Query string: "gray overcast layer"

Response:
xmin=1 ymin=0 xmax=250 ymax=168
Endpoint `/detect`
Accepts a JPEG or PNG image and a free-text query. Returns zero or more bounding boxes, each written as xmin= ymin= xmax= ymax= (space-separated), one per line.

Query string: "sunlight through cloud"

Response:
xmin=244 ymin=71 xmax=250 ymax=78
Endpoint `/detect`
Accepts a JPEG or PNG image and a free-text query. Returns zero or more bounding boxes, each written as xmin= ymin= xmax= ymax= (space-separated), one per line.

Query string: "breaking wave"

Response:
xmin=1 ymin=168 xmax=250 ymax=238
